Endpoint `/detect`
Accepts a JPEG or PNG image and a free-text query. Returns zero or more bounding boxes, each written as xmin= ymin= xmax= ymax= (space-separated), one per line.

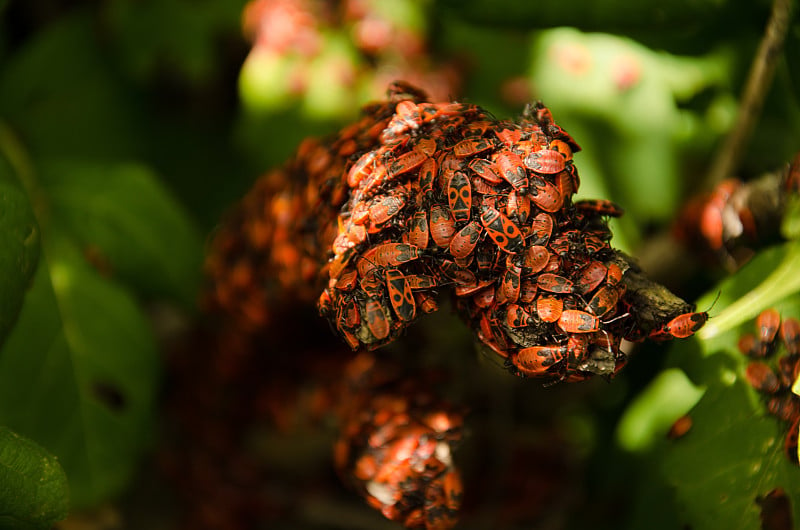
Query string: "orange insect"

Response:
xmin=469 ymin=158 xmax=504 ymax=184
xmin=514 ymin=344 xmax=567 ymax=377
xmin=557 ymin=309 xmax=599 ymax=333
xmin=449 ymin=221 xmax=482 ymax=259
xmin=506 ymin=303 xmax=533 ymax=328
xmin=494 ymin=151 xmax=529 ymax=194
xmin=479 ymin=205 xmax=524 ymax=254
xmin=447 ymin=171 xmax=472 ymax=222
xmin=536 ymin=296 xmax=563 ymax=323
xmin=430 ymin=205 xmax=457 ymax=248
xmin=357 ymin=243 xmax=422 ymax=277
xmin=365 ymin=298 xmax=391 ymax=340
xmin=385 ymin=269 xmax=416 ymax=322
xmin=453 ymin=137 xmax=494 ymax=158
xmin=408 ymin=211 xmax=430 ymax=249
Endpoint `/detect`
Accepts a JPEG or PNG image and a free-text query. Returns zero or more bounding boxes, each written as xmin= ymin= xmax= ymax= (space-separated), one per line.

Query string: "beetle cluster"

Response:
xmin=203 ymin=82 xmax=706 ymax=528
xmin=740 ymin=308 xmax=800 ymax=464
xmin=315 ymin=84 xmax=705 ymax=384
xmin=334 ymin=353 xmax=464 ymax=530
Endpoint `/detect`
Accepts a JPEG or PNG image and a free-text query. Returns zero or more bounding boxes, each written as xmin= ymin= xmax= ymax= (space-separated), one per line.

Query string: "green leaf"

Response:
xmin=616 ymin=368 xmax=705 ymax=453
xmin=634 ymin=250 xmax=800 ymax=530
xmin=40 ymin=159 xmax=203 ymax=308
xmin=0 ymin=232 xmax=161 ymax=508
xmin=0 ymin=426 xmax=69 ymax=530
xmin=698 ymin=241 xmax=800 ymax=340
xmin=0 ymin=130 xmax=40 ymax=350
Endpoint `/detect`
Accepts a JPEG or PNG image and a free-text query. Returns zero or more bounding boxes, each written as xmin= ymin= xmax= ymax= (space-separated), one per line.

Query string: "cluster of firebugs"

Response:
xmin=203 ymin=82 xmax=709 ymax=529
xmin=334 ymin=353 xmax=464 ymax=530
xmin=741 ymin=309 xmax=800 ymax=465
xmin=315 ymin=83 xmax=707 ymax=384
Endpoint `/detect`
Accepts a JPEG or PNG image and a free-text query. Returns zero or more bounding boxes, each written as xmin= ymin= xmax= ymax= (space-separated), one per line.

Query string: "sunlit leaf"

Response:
xmin=0 ymin=426 xmax=69 ymax=530
xmin=632 ymin=249 xmax=800 ymax=530
xmin=0 ymin=232 xmax=160 ymax=508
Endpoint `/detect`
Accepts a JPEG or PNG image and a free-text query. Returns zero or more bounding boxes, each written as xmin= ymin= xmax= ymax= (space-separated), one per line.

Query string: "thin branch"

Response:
xmin=704 ymin=0 xmax=795 ymax=189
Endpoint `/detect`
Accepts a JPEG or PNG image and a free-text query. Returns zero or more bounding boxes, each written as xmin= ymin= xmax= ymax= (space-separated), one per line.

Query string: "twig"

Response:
xmin=704 ymin=0 xmax=795 ymax=189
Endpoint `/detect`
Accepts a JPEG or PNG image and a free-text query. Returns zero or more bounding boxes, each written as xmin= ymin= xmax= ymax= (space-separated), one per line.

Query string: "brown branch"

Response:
xmin=704 ymin=0 xmax=795 ymax=189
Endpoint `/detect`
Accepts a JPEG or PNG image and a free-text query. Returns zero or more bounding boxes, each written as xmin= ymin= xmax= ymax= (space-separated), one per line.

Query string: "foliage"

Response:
xmin=0 ymin=0 xmax=799 ymax=528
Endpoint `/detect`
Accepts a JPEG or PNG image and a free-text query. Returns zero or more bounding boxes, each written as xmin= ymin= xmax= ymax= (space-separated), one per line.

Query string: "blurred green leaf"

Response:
xmin=782 ymin=194 xmax=800 ymax=240
xmin=41 ymin=159 xmax=203 ymax=308
xmin=699 ymin=241 xmax=800 ymax=340
xmin=628 ymin=248 xmax=800 ymax=530
xmin=0 ymin=426 xmax=69 ymax=530
xmin=616 ymin=368 xmax=705 ymax=453
xmin=0 ymin=129 xmax=40 ymax=351
xmin=104 ymin=0 xmax=246 ymax=84
xmin=0 ymin=232 xmax=161 ymax=508
xmin=0 ymin=11 xmax=146 ymax=162
xmin=528 ymin=28 xmax=732 ymax=224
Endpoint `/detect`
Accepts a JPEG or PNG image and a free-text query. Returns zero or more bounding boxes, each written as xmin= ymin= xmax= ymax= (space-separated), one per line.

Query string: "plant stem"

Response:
xmin=704 ymin=0 xmax=795 ymax=189
xmin=699 ymin=241 xmax=800 ymax=339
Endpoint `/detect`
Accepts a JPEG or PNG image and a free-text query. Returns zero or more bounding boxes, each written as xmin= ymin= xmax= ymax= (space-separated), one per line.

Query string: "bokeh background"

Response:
xmin=1 ymin=0 xmax=799 ymax=529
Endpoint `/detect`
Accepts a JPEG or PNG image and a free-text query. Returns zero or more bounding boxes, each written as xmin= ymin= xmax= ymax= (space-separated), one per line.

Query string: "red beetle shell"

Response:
xmin=496 ymin=263 xmax=522 ymax=304
xmin=558 ymin=309 xmax=600 ymax=333
xmin=555 ymin=169 xmax=575 ymax=199
xmin=417 ymin=157 xmax=437 ymax=202
xmin=365 ymin=298 xmax=391 ymax=340
xmin=335 ymin=267 xmax=359 ymax=291
xmin=756 ymin=308 xmax=781 ymax=350
xmin=781 ymin=317 xmax=800 ymax=356
xmin=745 ymin=361 xmax=780 ymax=394
xmin=536 ymin=296 xmax=563 ymax=323
xmin=408 ymin=211 xmax=430 ymax=249
xmin=447 ymin=171 xmax=472 ymax=222
xmin=404 ymin=274 xmax=438 ymax=290
xmin=449 ymin=221 xmax=482 ymax=259
xmin=524 ymin=149 xmax=566 ymax=174
xmin=528 ymin=177 xmax=563 ymax=213
xmin=494 ymin=151 xmax=529 ymax=194
xmin=469 ymin=158 xmax=504 ymax=184
xmin=416 ymin=136 xmax=437 ymax=156
xmin=439 ymin=259 xmax=477 ymax=286
xmin=415 ymin=292 xmax=439 ymax=314
xmin=515 ymin=344 xmax=567 ymax=376
xmin=737 ymin=333 xmax=758 ymax=357
xmin=338 ymin=296 xmax=361 ymax=330
xmin=537 ymin=273 xmax=574 ymax=294
xmin=768 ymin=395 xmax=800 ymax=422
xmin=479 ymin=205 xmax=524 ymax=254
xmin=662 ymin=312 xmax=708 ymax=339
xmin=453 ymin=137 xmax=495 ymax=158
xmin=519 ymin=279 xmax=538 ymax=303
xmin=528 ymin=212 xmax=554 ymax=246
xmin=369 ymin=193 xmax=406 ymax=225
xmin=506 ymin=190 xmax=531 ymax=225
xmin=575 ymin=261 xmax=607 ymax=294
xmin=358 ymin=243 xmax=421 ymax=277
xmin=348 ymin=151 xmax=378 ymax=188
xmin=387 ymin=148 xmax=428 ymax=178
xmin=586 ymin=285 xmax=620 ymax=318
xmin=575 ymin=199 xmax=625 ymax=218
xmin=506 ymin=303 xmax=533 ymax=328
xmin=430 ymin=205 xmax=457 ymax=248
xmin=385 ymin=269 xmax=416 ymax=322
xmin=494 ymin=127 xmax=522 ymax=146
xmin=472 ymin=286 xmax=495 ymax=308
xmin=548 ymin=139 xmax=573 ymax=161
xmin=523 ymin=245 xmax=550 ymax=275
